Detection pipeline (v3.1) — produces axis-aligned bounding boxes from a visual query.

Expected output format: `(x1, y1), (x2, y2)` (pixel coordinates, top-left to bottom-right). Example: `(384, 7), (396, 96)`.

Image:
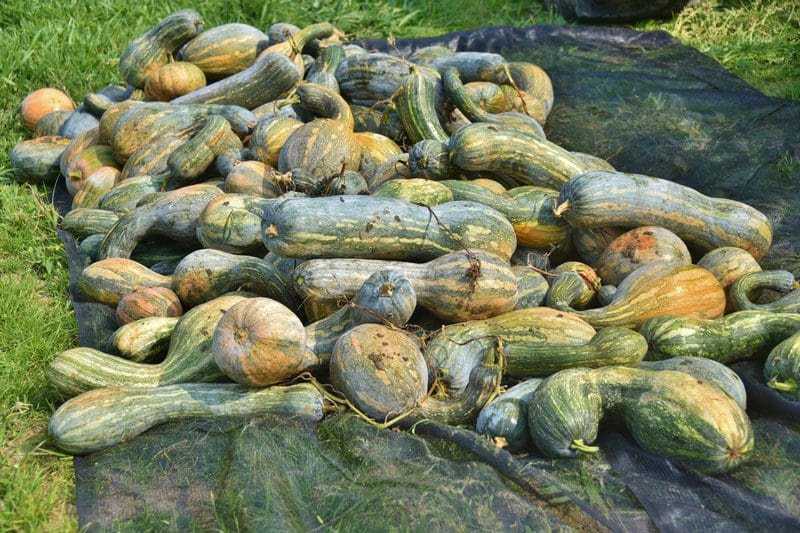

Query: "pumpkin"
(144, 61), (207, 101)
(116, 286), (183, 324)
(597, 226), (692, 286)
(20, 88), (75, 130)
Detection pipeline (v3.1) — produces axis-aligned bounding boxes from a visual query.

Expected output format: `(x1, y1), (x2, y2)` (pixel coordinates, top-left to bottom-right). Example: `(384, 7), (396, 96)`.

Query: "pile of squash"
(12, 10), (800, 476)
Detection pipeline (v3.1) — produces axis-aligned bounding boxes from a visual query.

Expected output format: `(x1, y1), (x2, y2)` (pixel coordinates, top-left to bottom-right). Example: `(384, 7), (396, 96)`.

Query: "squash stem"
(570, 439), (599, 454)
(768, 378), (798, 393)
(553, 199), (571, 217)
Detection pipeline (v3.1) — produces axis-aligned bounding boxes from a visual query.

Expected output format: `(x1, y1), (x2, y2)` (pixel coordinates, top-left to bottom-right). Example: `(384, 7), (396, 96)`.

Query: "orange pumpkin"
(20, 88), (75, 130)
(144, 61), (206, 101)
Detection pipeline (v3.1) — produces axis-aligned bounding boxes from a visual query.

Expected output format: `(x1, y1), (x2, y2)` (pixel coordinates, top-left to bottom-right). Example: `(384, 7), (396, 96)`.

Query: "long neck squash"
(196, 193), (272, 254)
(475, 378), (544, 451)
(292, 249), (518, 323)
(639, 310), (800, 364)
(763, 331), (800, 401)
(730, 270), (800, 313)
(546, 262), (725, 329)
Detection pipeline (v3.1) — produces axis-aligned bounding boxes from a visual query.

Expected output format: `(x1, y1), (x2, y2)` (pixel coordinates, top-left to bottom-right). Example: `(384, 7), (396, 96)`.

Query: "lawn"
(1, 0), (798, 529)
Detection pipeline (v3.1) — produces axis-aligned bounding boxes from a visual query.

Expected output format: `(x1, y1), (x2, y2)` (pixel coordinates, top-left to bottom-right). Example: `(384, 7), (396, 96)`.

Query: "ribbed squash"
(730, 270), (800, 313)
(179, 23), (267, 78)
(71, 167), (121, 209)
(464, 81), (512, 114)
(278, 119), (361, 178)
(60, 208), (119, 239)
(65, 145), (118, 195)
(373, 179), (453, 206)
(639, 357), (747, 410)
(98, 174), (168, 214)
(496, 62), (554, 124)
(110, 316), (178, 363)
(763, 332), (800, 401)
(355, 131), (404, 179)
(249, 115), (303, 168)
(697, 247), (762, 290)
(597, 226), (691, 286)
(368, 154), (412, 190)
(144, 61), (206, 101)
(547, 262), (725, 329)
(77, 258), (171, 306)
(476, 378), (543, 451)
(512, 266), (549, 309)
(335, 53), (414, 103)
(116, 286), (183, 324)
(20, 88), (75, 130)
(196, 193), (269, 253)
(396, 71), (449, 143)
(168, 115), (241, 184)
(10, 136), (71, 185)
(547, 262), (600, 310)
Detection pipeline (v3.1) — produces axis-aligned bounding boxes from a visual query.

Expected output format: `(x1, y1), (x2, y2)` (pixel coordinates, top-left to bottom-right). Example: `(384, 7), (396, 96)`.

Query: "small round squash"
(116, 286), (183, 324)
(72, 167), (122, 209)
(550, 261), (601, 310)
(64, 145), (118, 196)
(20, 88), (75, 130)
(330, 323), (428, 421)
(598, 226), (692, 286)
(212, 297), (311, 386)
(144, 61), (207, 101)
(10, 136), (71, 185)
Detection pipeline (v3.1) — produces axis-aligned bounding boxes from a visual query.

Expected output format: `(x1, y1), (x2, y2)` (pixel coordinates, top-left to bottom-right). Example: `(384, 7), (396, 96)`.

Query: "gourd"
(119, 9), (204, 88)
(547, 262), (725, 329)
(179, 23), (268, 78)
(33, 110), (73, 137)
(172, 52), (301, 109)
(212, 298), (313, 386)
(171, 249), (300, 310)
(60, 208), (119, 239)
(730, 271), (800, 313)
(278, 119), (361, 178)
(46, 294), (249, 398)
(597, 226), (691, 286)
(396, 70), (449, 143)
(120, 128), (200, 181)
(463, 81), (510, 114)
(263, 196), (516, 261)
(64, 145), (118, 195)
(249, 115), (303, 167)
(60, 127), (99, 179)
(257, 22), (337, 72)
(292, 249), (518, 323)
(555, 171), (773, 260)
(225, 161), (283, 198)
(639, 357), (747, 410)
(476, 378), (543, 451)
(547, 261), (600, 310)
(49, 383), (323, 455)
(763, 332), (800, 400)
(110, 316), (178, 363)
(77, 259), (171, 306)
(426, 307), (597, 392)
(355, 132), (404, 179)
(71, 167), (121, 209)
(144, 61), (206, 101)
(10, 136), (71, 185)
(448, 122), (592, 189)
(528, 366), (753, 474)
(406, 139), (463, 181)
(512, 266), (549, 309)
(196, 193), (269, 253)
(98, 101), (140, 144)
(115, 286), (183, 324)
(98, 174), (169, 214)
(98, 183), (222, 259)
(335, 53), (414, 103)
(351, 104), (406, 144)
(697, 247), (762, 312)
(82, 85), (130, 116)
(641, 310), (800, 364)
(295, 82), (354, 130)
(20, 88), (75, 130)
(426, 51), (507, 82)
(496, 61), (554, 123)
(373, 179), (453, 206)
(167, 115), (241, 184)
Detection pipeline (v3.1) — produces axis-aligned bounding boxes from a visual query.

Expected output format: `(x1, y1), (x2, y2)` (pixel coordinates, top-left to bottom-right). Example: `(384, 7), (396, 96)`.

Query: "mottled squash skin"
(179, 23), (267, 78)
(116, 286), (183, 324)
(729, 270), (800, 313)
(278, 119), (361, 179)
(764, 332), (800, 401)
(212, 298), (313, 386)
(10, 136), (71, 185)
(597, 226), (691, 286)
(697, 247), (762, 312)
(145, 61), (206, 101)
(330, 324), (428, 421)
(77, 258), (171, 306)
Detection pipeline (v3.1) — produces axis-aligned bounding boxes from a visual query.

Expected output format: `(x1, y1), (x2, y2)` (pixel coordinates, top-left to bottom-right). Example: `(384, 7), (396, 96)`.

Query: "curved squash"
(179, 23), (267, 78)
(763, 331), (800, 401)
(639, 357), (747, 410)
(10, 136), (71, 185)
(77, 258), (171, 306)
(730, 270), (800, 313)
(597, 226), (691, 286)
(110, 316), (178, 363)
(116, 286), (182, 324)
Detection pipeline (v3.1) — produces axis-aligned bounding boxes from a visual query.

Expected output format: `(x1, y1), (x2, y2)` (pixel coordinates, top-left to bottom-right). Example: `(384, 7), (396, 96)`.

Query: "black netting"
(61, 25), (800, 530)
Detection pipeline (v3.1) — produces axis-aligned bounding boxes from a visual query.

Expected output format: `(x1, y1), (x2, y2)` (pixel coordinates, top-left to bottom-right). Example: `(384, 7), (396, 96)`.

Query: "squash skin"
(99, 184), (222, 259)
(368, 153), (411, 190)
(145, 61), (206, 101)
(292, 249), (518, 323)
(50, 383), (323, 455)
(110, 316), (178, 363)
(116, 286), (183, 324)
(330, 324), (428, 421)
(296, 83), (354, 130)
(548, 262), (600, 310)
(373, 179), (453, 206)
(263, 196), (516, 261)
(249, 115), (303, 168)
(407, 139), (463, 181)
(547, 262), (725, 329)
(212, 298), (311, 386)
(639, 357), (747, 410)
(463, 81), (511, 114)
(335, 53), (413, 103)
(196, 193), (270, 253)
(278, 119), (361, 178)
(730, 270), (800, 313)
(98, 174), (168, 214)
(556, 171), (773, 260)
(476, 378), (543, 451)
(121, 127), (200, 181)
(179, 23), (267, 77)
(355, 132), (404, 179)
(512, 266), (549, 309)
(597, 226), (691, 286)
(120, 10), (204, 88)
(47, 294), (250, 399)
(351, 104), (406, 145)
(61, 208), (119, 239)
(763, 331), (800, 401)
(396, 71), (449, 143)
(72, 167), (122, 209)
(697, 246), (762, 312)
(33, 110), (73, 138)
(20, 88), (75, 130)
(641, 310), (800, 364)
(60, 127), (99, 178)
(10, 136), (71, 185)
(496, 62), (554, 124)
(65, 145), (118, 195)
(426, 307), (597, 392)
(77, 259), (171, 306)
(98, 101), (140, 144)
(168, 115), (241, 184)
(172, 52), (301, 108)
(449, 122), (591, 189)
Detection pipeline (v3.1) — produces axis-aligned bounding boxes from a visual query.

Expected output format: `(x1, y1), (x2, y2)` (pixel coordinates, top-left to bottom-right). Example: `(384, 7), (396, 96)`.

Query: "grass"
(0, 0), (797, 529)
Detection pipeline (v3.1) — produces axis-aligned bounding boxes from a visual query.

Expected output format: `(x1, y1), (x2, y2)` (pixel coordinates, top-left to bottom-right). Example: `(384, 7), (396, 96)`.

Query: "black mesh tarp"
(60, 25), (800, 531)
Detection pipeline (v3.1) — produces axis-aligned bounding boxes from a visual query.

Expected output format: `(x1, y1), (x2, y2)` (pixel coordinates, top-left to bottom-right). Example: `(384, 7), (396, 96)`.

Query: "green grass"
(0, 0), (797, 529)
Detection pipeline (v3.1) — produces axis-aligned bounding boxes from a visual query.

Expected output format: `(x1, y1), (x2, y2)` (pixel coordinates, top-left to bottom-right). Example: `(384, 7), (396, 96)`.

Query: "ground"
(0, 0), (797, 529)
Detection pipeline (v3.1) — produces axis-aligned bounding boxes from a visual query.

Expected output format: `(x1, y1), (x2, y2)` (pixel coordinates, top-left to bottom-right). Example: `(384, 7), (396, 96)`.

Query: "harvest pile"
(11, 10), (800, 477)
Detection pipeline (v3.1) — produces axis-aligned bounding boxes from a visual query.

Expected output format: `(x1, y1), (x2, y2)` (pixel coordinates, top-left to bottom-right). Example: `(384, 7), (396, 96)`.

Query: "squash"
(196, 193), (269, 253)
(528, 366), (753, 474)
(33, 110), (73, 138)
(355, 132), (404, 179)
(476, 378), (543, 451)
(512, 266), (549, 309)
(60, 208), (119, 239)
(77, 258), (171, 306)
(327, 171), (368, 196)
(98, 101), (141, 144)
(9, 136), (71, 185)
(65, 145), (118, 195)
(20, 88), (75, 130)
(730, 270), (800, 313)
(120, 9), (204, 88)
(278, 119), (361, 178)
(697, 247), (762, 312)
(550, 262), (601, 308)
(212, 298), (312, 387)
(257, 22), (336, 73)
(763, 331), (800, 400)
(496, 62), (554, 124)
(98, 174), (169, 214)
(641, 310), (800, 364)
(58, 107), (99, 139)
(293, 249), (518, 323)
(249, 115), (303, 168)
(368, 154), (412, 190)
(639, 357), (747, 410)
(172, 52), (301, 108)
(46, 293), (249, 398)
(120, 128), (201, 181)
(295, 82), (354, 130)
(597, 226), (691, 286)
(306, 270), (417, 365)
(71, 167), (121, 209)
(373, 179), (453, 206)
(116, 286), (183, 324)
(215, 146), (252, 176)
(50, 383), (323, 455)
(82, 85), (131, 117)
(263, 196), (516, 261)
(351, 104), (406, 144)
(98, 183), (222, 259)
(555, 170), (773, 260)
(547, 262), (725, 329)
(167, 115), (241, 184)
(464, 81), (512, 114)
(144, 61), (206, 101)
(171, 249), (300, 310)
(335, 53), (414, 103)
(427, 51), (507, 82)
(306, 45), (345, 91)
(110, 316), (178, 363)
(330, 324), (428, 421)
(407, 139), (463, 181)
(179, 23), (267, 78)
(448, 122), (591, 189)
(396, 70), (449, 143)
(426, 307), (596, 392)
